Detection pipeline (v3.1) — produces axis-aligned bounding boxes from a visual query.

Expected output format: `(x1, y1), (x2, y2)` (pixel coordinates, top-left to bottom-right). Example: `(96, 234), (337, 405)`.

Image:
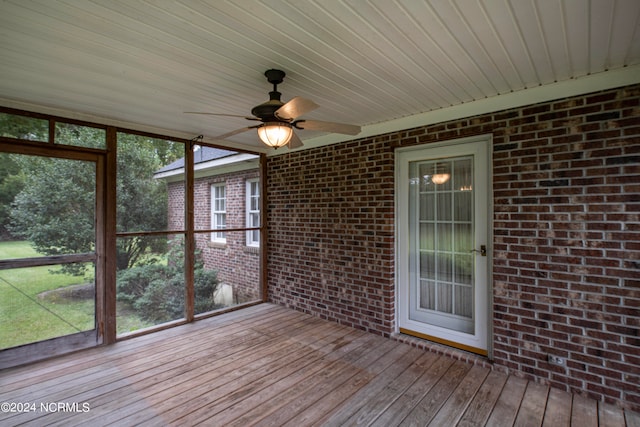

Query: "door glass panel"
(409, 155), (475, 333)
(419, 280), (435, 310)
(419, 252), (435, 280)
(455, 254), (473, 285)
(436, 254), (453, 282)
(437, 223), (453, 252)
(455, 285), (473, 317)
(419, 193), (434, 221)
(454, 158), (473, 190)
(437, 282), (453, 313)
(437, 192), (452, 220)
(454, 223), (472, 252)
(419, 223), (434, 251)
(454, 192), (472, 221)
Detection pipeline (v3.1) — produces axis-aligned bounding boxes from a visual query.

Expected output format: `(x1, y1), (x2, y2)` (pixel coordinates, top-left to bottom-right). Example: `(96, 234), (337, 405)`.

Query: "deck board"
(600, 402), (627, 427)
(398, 360), (472, 425)
(0, 303), (638, 426)
(486, 375), (530, 427)
(427, 364), (490, 426)
(572, 394), (600, 427)
(458, 369), (509, 426)
(542, 387), (572, 427)
(369, 355), (455, 427)
(323, 350), (440, 426)
(514, 381), (550, 427)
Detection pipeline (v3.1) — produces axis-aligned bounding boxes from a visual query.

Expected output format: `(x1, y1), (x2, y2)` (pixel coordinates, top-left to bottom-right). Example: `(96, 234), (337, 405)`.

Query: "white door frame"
(395, 134), (492, 356)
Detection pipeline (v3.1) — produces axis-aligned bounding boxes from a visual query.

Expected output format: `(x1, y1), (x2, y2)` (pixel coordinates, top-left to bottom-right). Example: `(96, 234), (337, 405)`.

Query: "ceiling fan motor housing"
(251, 92), (285, 121)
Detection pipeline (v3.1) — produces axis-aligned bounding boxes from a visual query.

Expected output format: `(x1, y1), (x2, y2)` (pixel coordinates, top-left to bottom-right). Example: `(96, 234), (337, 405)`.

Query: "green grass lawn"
(0, 240), (94, 348)
(0, 239), (43, 259)
(0, 241), (151, 349)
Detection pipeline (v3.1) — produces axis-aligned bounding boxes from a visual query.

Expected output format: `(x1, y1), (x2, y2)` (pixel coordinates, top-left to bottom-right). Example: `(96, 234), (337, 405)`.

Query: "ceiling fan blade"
(215, 126), (258, 140)
(275, 97), (319, 121)
(185, 112), (260, 121)
(287, 131), (303, 149)
(294, 119), (361, 135)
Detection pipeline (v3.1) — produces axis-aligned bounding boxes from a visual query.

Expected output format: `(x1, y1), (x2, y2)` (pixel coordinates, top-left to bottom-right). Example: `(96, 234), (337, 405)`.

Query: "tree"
(0, 154), (25, 238)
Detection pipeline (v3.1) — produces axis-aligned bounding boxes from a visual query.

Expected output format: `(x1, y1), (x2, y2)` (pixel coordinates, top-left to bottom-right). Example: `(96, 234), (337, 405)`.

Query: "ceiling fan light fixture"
(257, 122), (293, 148)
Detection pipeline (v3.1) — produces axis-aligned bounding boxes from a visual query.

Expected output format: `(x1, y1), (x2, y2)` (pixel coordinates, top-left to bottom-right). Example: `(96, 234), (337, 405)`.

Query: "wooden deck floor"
(1, 303), (638, 426)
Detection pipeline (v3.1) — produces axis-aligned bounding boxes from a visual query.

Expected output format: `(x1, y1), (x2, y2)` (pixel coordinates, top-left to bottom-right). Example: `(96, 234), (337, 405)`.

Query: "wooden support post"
(103, 127), (118, 344)
(260, 153), (268, 302)
(184, 139), (195, 322)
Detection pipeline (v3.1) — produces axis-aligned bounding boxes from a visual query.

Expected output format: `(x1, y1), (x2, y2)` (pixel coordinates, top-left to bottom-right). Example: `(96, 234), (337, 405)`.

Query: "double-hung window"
(211, 183), (226, 243)
(246, 179), (260, 247)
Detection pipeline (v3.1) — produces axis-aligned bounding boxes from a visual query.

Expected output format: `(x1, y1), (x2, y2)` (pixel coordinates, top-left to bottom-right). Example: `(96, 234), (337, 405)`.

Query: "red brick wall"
(167, 181), (185, 232)
(267, 84), (640, 410)
(267, 140), (395, 333)
(168, 168), (261, 302)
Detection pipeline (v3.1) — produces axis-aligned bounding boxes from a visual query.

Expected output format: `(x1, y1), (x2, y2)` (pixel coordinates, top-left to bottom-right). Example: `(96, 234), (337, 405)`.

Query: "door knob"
(470, 245), (487, 256)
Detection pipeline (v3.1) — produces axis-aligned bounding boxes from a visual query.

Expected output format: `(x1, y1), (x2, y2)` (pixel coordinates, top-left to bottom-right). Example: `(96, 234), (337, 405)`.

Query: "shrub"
(194, 267), (220, 314)
(116, 241), (221, 323)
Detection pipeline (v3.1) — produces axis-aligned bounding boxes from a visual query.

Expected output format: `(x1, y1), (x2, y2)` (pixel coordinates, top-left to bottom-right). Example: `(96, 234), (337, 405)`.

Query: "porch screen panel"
(55, 123), (106, 150)
(194, 230), (261, 315)
(0, 112), (48, 142)
(0, 154), (97, 350)
(190, 144), (262, 315)
(115, 235), (185, 334)
(115, 133), (186, 335)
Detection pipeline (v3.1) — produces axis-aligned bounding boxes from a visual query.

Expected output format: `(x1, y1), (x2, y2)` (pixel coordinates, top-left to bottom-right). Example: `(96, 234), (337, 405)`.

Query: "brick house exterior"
(266, 83), (640, 410)
(157, 147), (261, 304)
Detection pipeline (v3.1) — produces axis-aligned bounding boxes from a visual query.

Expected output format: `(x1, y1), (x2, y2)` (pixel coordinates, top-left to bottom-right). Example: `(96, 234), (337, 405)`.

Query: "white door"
(397, 136), (490, 355)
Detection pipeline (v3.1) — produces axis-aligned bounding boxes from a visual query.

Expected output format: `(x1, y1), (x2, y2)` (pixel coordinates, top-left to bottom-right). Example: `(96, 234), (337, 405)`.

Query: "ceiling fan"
(186, 69), (361, 149)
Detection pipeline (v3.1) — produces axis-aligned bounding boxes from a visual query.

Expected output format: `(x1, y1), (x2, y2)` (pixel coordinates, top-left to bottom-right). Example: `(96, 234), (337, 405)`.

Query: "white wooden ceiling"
(1, 0), (639, 152)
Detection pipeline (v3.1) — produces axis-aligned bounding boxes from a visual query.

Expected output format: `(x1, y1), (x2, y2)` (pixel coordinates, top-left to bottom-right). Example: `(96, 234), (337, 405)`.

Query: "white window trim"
(211, 183), (226, 243)
(246, 179), (260, 247)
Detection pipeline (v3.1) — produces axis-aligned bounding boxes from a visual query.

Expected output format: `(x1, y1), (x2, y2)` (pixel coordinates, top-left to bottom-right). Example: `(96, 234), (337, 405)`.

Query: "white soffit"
(0, 0), (639, 154)
(299, 64), (640, 152)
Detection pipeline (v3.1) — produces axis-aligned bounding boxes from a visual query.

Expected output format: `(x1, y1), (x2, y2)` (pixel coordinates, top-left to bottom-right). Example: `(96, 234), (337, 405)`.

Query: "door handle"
(470, 245), (487, 256)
